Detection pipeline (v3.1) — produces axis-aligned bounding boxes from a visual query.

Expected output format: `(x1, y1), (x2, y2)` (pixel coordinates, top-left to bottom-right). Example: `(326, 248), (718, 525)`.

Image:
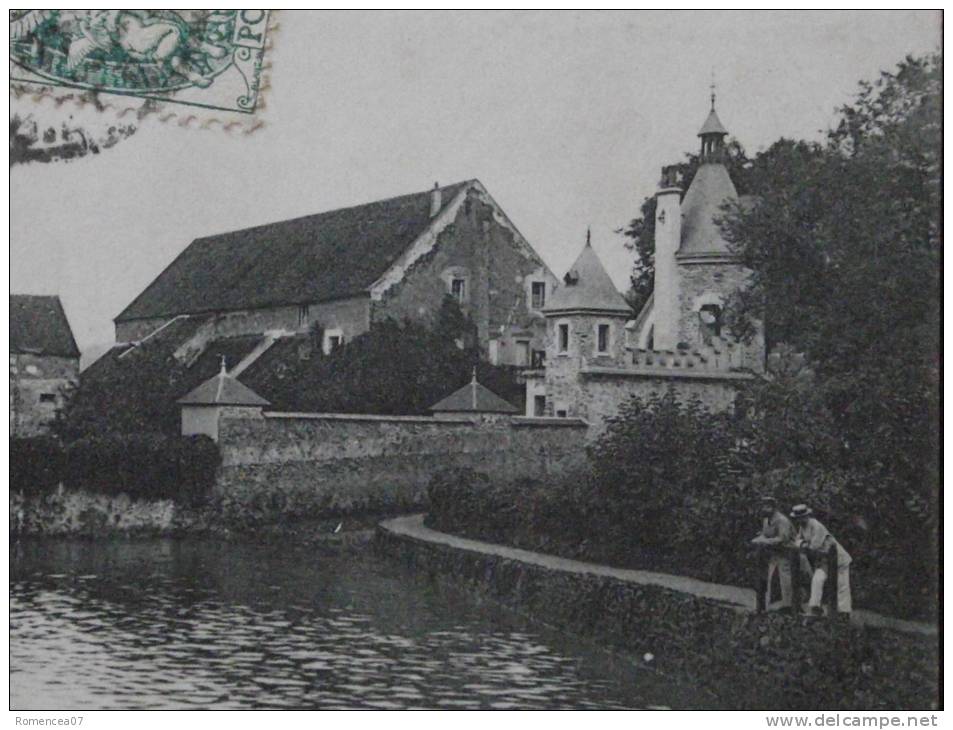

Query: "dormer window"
(531, 281), (546, 310)
(451, 278), (467, 304)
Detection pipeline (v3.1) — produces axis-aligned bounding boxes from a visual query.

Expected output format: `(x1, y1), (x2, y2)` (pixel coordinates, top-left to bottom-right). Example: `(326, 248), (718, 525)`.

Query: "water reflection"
(11, 539), (700, 709)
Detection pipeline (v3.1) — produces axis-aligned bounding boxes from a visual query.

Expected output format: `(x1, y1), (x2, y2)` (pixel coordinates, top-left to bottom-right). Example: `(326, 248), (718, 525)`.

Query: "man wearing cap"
(750, 496), (795, 609)
(790, 504), (852, 615)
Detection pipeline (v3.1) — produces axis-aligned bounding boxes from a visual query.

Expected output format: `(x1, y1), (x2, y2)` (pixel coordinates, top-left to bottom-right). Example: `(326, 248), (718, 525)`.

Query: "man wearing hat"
(790, 504), (852, 615)
(751, 495), (795, 609)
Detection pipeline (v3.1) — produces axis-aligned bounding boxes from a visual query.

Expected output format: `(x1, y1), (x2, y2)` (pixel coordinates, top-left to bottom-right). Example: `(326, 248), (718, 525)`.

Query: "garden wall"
(216, 411), (588, 516)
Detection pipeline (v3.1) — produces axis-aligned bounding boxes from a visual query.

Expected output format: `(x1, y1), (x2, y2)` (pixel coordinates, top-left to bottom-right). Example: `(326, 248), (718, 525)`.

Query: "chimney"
(653, 169), (683, 351)
(429, 182), (441, 217)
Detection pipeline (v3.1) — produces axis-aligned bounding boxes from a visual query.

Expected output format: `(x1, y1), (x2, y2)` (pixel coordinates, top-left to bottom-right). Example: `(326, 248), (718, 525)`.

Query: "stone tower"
(540, 231), (632, 417)
(637, 95), (764, 372)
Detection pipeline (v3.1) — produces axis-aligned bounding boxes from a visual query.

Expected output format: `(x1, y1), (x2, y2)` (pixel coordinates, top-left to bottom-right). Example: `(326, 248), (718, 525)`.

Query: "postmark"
(10, 10), (271, 121)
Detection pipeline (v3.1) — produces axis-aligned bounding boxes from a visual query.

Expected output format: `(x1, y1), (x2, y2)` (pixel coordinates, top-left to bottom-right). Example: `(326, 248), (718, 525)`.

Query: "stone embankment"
(377, 514), (939, 710)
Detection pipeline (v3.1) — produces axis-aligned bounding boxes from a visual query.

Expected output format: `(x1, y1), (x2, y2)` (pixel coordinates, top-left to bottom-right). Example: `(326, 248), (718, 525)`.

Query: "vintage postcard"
(8, 10), (941, 718)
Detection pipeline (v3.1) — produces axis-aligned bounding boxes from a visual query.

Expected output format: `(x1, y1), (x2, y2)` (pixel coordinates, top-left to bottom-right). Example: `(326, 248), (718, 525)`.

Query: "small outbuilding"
(177, 360), (270, 441)
(429, 370), (520, 420)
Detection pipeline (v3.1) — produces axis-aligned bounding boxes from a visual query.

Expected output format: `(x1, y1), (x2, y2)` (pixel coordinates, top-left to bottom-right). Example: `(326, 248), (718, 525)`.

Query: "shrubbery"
(10, 433), (220, 506)
(426, 387), (935, 621)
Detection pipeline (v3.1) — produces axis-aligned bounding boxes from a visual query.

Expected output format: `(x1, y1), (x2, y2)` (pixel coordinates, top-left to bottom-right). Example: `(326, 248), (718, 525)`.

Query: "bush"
(66, 433), (220, 506)
(426, 388), (936, 620)
(10, 433), (219, 506)
(10, 436), (66, 495)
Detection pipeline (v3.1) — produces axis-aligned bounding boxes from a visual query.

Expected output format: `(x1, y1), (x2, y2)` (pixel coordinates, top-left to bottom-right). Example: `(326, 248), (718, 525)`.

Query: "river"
(11, 537), (707, 710)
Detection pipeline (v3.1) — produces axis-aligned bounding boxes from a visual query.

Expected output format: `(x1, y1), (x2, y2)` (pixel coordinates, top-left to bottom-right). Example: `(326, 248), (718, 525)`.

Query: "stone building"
(115, 180), (557, 369)
(10, 294), (80, 436)
(524, 100), (764, 432)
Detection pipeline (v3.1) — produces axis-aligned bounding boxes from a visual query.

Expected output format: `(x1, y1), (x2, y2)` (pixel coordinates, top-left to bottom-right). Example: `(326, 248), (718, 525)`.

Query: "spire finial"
(586, 227), (591, 247)
(219, 354), (227, 375)
(710, 69), (716, 110)
(471, 366), (477, 383)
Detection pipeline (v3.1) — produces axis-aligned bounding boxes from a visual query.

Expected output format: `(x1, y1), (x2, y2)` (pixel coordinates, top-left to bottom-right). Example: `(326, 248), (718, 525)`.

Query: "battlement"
(627, 335), (746, 372)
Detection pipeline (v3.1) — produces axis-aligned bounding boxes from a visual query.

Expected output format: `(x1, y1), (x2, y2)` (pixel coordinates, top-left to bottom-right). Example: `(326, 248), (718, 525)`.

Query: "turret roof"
(678, 162), (739, 257)
(698, 108), (728, 136)
(430, 372), (519, 414)
(543, 237), (632, 315)
(177, 364), (270, 407)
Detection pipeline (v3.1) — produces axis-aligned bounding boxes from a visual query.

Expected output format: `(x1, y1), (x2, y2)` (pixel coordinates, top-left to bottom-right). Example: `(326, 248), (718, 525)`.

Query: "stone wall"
(678, 262), (765, 372)
(575, 370), (746, 435)
(216, 411), (587, 516)
(10, 353), (79, 436)
(371, 186), (556, 366)
(11, 486), (178, 536)
(376, 524), (939, 710)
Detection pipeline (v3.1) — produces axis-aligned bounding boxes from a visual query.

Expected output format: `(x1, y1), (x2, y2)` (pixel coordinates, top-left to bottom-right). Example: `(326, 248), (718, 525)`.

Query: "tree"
(621, 139), (751, 312)
(721, 53), (940, 613)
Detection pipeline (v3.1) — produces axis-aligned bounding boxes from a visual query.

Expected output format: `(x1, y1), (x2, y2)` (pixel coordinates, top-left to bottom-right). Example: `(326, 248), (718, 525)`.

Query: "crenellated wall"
(216, 410), (588, 516)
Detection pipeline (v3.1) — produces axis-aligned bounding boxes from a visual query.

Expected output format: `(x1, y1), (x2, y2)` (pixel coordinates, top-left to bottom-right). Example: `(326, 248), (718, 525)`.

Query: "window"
(597, 323), (610, 354)
(533, 395), (546, 417)
(39, 393), (56, 404)
(451, 278), (467, 303)
(515, 341), (530, 367)
(558, 322), (570, 354)
(531, 281), (546, 309)
(297, 304), (310, 328)
(699, 304), (723, 344)
(531, 349), (546, 369)
(322, 328), (344, 355)
(555, 408), (568, 418)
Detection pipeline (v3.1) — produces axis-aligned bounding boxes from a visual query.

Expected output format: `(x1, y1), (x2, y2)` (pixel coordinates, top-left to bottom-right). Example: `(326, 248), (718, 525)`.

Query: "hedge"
(10, 433), (220, 506)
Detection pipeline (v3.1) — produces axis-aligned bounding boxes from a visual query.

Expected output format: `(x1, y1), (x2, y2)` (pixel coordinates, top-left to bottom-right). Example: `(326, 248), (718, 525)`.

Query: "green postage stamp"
(10, 10), (271, 116)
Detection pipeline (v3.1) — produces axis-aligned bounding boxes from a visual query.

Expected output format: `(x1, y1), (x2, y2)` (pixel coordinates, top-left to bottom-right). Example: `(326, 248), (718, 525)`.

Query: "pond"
(11, 537), (708, 709)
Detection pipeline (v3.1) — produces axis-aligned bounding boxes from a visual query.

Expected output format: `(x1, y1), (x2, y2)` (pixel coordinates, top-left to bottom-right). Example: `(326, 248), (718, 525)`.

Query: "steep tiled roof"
(10, 294), (80, 358)
(116, 181), (473, 322)
(543, 241), (632, 315)
(177, 368), (270, 407)
(678, 162), (739, 257)
(430, 375), (519, 414)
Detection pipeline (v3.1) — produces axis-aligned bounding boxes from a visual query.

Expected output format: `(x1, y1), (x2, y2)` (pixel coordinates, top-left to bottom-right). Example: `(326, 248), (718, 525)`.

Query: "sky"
(10, 10), (941, 355)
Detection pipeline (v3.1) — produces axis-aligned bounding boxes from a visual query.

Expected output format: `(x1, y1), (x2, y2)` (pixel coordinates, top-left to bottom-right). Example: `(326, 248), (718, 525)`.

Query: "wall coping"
(246, 411), (589, 428)
(580, 366), (754, 382)
(511, 416), (588, 428)
(261, 411), (474, 425)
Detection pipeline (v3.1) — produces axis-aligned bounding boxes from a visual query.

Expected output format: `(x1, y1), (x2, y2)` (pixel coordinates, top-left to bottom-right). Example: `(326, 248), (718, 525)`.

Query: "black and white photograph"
(8, 9), (941, 717)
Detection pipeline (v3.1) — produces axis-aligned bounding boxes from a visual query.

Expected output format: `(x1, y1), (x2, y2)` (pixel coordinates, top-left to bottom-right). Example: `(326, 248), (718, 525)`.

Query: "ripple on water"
(10, 541), (706, 710)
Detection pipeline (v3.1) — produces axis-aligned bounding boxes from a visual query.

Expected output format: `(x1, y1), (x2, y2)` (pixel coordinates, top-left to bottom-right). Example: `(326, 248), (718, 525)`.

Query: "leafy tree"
(721, 53), (940, 612)
(621, 139), (751, 312)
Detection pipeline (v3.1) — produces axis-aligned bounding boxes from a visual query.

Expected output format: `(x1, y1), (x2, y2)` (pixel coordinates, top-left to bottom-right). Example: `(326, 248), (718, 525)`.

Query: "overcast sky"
(10, 10), (940, 353)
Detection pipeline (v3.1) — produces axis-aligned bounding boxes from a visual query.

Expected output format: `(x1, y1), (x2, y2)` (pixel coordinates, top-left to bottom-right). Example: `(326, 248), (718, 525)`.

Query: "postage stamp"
(9, 10), (271, 118)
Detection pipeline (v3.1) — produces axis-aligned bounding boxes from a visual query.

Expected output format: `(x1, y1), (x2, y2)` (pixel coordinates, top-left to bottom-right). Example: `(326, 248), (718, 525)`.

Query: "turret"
(653, 166), (683, 351)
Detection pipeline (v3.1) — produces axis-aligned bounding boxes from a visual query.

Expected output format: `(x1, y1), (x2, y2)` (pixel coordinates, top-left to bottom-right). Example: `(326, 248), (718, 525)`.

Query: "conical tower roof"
(430, 370), (519, 414)
(178, 362), (270, 407)
(678, 162), (739, 257)
(543, 234), (632, 315)
(698, 108), (728, 136)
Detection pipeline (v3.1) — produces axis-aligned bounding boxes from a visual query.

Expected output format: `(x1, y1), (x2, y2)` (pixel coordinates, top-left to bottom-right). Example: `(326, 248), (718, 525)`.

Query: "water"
(11, 538), (705, 710)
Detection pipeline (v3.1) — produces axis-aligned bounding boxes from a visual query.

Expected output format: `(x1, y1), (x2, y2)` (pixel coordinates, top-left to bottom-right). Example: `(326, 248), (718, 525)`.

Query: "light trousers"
(766, 555), (793, 608)
(808, 564), (852, 613)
